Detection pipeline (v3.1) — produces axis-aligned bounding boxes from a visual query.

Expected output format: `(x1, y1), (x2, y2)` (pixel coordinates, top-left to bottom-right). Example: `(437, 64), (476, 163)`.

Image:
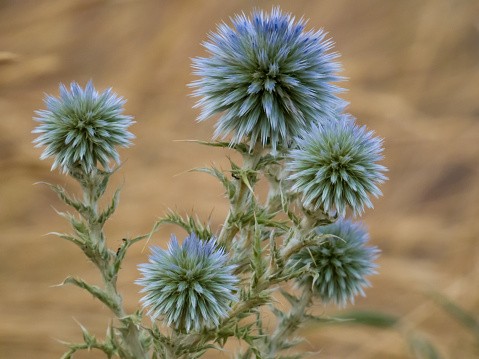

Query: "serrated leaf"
(57, 276), (120, 313)
(257, 154), (284, 170)
(38, 182), (89, 216)
(129, 234), (149, 245)
(97, 185), (122, 225)
(229, 158), (259, 195)
(185, 139), (249, 153)
(48, 232), (84, 247)
(151, 210), (214, 242)
(77, 321), (97, 348)
(251, 215), (266, 290)
(281, 233), (331, 261)
(192, 166), (236, 200)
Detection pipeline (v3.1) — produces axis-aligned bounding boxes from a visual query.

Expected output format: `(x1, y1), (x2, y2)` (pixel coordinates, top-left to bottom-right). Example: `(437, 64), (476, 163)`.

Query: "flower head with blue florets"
(33, 80), (134, 174)
(191, 7), (345, 151)
(136, 234), (238, 333)
(291, 218), (379, 307)
(288, 114), (387, 216)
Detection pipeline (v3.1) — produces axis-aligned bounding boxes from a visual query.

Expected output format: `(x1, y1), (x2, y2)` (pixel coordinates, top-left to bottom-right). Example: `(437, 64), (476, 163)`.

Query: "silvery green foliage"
(136, 234), (238, 333)
(190, 7), (344, 151)
(33, 80), (134, 174)
(288, 115), (387, 216)
(291, 218), (379, 307)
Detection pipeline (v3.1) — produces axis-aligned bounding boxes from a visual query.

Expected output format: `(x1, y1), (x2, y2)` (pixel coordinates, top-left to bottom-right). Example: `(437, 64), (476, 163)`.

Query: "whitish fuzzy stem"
(218, 144), (263, 250)
(266, 290), (313, 357)
(80, 170), (149, 359)
(264, 163), (291, 214)
(164, 331), (189, 359)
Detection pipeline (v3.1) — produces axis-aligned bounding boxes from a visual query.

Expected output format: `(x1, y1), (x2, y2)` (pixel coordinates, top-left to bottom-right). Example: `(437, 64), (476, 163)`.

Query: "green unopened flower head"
(288, 115), (387, 216)
(291, 218), (379, 307)
(136, 234), (238, 332)
(33, 80), (134, 174)
(190, 7), (345, 151)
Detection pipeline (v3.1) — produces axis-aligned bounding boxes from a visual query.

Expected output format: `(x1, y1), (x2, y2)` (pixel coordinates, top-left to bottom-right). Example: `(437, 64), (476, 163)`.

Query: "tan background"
(1, 0), (479, 358)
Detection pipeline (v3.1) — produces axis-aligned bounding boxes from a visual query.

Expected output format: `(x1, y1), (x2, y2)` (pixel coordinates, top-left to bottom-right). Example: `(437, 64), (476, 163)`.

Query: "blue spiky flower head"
(291, 218), (379, 307)
(33, 81), (134, 174)
(136, 234), (238, 332)
(288, 114), (387, 216)
(190, 7), (345, 151)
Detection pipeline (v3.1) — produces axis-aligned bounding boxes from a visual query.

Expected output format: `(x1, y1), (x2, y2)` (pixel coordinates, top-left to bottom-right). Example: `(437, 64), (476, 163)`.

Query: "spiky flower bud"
(190, 7), (344, 151)
(288, 115), (387, 216)
(33, 80), (134, 174)
(291, 218), (379, 307)
(136, 234), (238, 332)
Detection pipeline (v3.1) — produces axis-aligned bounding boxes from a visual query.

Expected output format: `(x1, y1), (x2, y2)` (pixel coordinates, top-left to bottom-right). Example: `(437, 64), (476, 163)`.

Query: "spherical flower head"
(136, 234), (238, 333)
(288, 115), (387, 216)
(33, 80), (135, 174)
(291, 218), (379, 307)
(190, 7), (345, 151)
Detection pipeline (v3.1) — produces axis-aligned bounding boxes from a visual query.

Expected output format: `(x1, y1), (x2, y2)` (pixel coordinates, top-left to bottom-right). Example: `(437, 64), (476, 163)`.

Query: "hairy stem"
(81, 171), (149, 359)
(218, 145), (263, 250)
(266, 290), (313, 357)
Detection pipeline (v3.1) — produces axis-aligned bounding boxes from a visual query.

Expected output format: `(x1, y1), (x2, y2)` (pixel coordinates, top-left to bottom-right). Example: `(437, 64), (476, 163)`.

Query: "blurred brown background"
(1, 0), (479, 358)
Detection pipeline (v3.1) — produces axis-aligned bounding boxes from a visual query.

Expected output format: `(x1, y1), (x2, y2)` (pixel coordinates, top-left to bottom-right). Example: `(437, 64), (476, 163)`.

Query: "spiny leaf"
(257, 153), (284, 170)
(56, 276), (121, 314)
(54, 209), (89, 238)
(235, 206), (288, 232)
(75, 319), (97, 348)
(281, 233), (331, 261)
(129, 234), (149, 245)
(38, 182), (90, 216)
(97, 185), (122, 225)
(48, 232), (84, 247)
(251, 216), (267, 287)
(151, 210), (213, 242)
(96, 167), (117, 198)
(185, 139), (250, 154)
(268, 230), (285, 277)
(192, 165), (236, 200)
(229, 158), (259, 194)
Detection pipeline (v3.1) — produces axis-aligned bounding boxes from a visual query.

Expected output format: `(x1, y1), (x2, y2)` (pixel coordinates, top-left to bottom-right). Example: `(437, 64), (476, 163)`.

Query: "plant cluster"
(33, 7), (387, 359)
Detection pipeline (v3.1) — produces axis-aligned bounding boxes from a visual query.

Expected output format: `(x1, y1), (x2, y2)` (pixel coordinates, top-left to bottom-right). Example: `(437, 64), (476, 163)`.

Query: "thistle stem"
(81, 171), (149, 359)
(266, 290), (313, 357)
(218, 145), (263, 250)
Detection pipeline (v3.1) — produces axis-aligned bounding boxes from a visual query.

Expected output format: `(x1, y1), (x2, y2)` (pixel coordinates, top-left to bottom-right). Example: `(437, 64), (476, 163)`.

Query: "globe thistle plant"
(288, 115), (387, 216)
(136, 234), (238, 333)
(190, 7), (345, 151)
(33, 80), (134, 174)
(291, 218), (379, 307)
(33, 7), (392, 358)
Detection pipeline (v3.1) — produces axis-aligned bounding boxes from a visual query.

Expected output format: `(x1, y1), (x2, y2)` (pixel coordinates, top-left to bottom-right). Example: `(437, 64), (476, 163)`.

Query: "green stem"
(218, 145), (263, 250)
(81, 171), (149, 359)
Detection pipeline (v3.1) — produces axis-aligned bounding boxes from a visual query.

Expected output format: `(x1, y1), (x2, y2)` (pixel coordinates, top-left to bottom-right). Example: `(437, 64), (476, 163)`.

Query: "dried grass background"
(1, 0), (479, 358)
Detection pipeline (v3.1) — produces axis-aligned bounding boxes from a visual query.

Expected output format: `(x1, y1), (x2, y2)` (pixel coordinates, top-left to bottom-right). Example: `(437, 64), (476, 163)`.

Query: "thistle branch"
(62, 169), (149, 359)
(218, 144), (264, 250)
